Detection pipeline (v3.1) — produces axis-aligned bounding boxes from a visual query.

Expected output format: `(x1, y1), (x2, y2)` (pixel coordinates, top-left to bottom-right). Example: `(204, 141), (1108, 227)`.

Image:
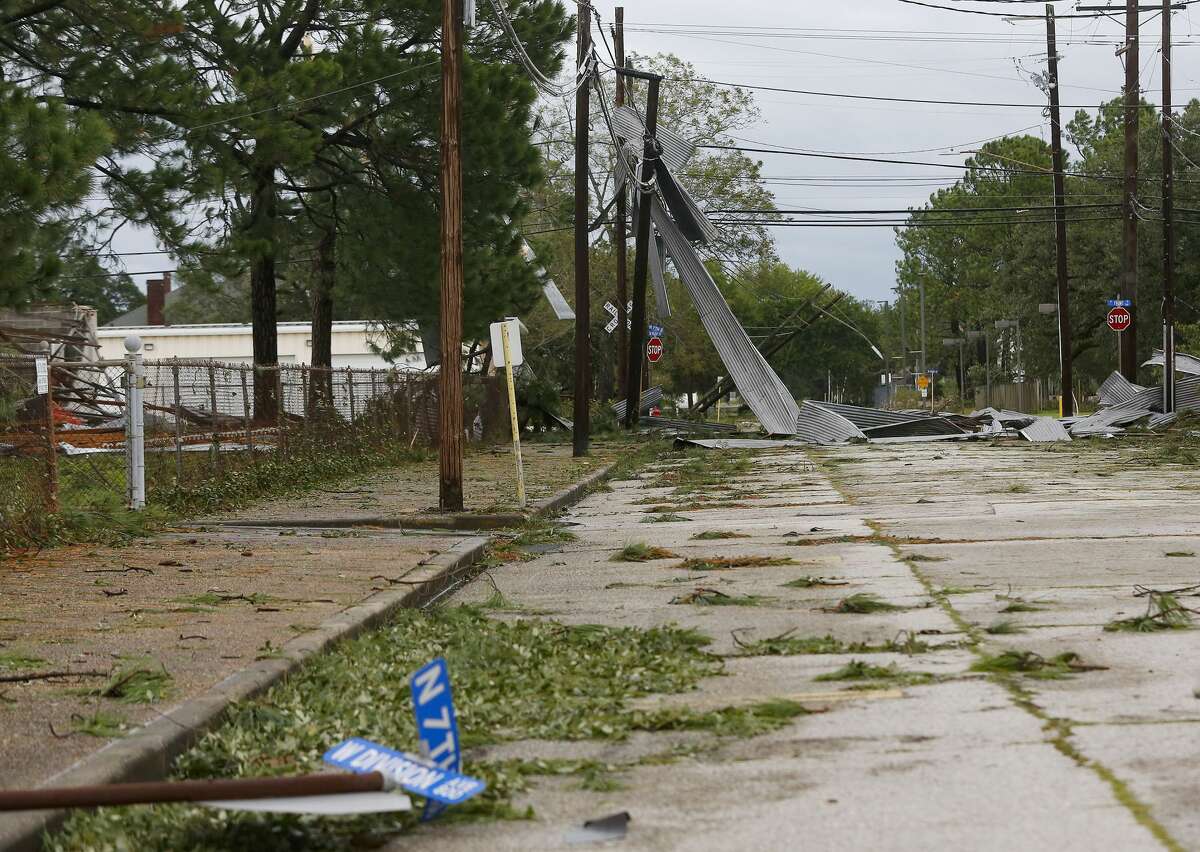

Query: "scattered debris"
(970, 650), (1105, 679)
(566, 811), (631, 845)
(669, 587), (766, 606)
(692, 530), (750, 540)
(672, 555), (794, 572)
(1105, 590), (1195, 633)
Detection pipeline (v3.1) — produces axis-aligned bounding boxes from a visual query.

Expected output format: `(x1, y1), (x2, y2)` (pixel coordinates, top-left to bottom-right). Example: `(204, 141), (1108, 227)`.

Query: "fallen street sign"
(411, 657), (462, 820)
(322, 738), (484, 806)
(646, 336), (664, 363)
(1107, 306), (1132, 333)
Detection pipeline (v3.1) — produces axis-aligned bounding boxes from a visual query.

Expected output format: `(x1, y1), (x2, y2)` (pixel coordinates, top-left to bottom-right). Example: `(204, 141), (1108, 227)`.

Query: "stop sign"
(1107, 306), (1132, 333)
(646, 336), (664, 363)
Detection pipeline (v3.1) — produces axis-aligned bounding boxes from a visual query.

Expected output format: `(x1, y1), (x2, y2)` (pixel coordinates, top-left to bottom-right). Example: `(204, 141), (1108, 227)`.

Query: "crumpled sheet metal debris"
(862, 417), (965, 439)
(1097, 371), (1145, 407)
(641, 416), (737, 434)
(794, 400), (866, 444)
(816, 401), (933, 430)
(612, 105), (695, 170)
(674, 437), (809, 450)
(651, 196), (800, 435)
(1143, 349), (1200, 376)
(1019, 416), (1072, 443)
(611, 386), (664, 421)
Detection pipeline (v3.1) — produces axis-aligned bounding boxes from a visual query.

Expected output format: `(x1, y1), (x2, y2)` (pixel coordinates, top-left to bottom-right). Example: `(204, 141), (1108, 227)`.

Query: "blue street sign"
(322, 738), (485, 805)
(410, 657), (462, 820)
(647, 323), (664, 338)
(1107, 299), (1132, 308)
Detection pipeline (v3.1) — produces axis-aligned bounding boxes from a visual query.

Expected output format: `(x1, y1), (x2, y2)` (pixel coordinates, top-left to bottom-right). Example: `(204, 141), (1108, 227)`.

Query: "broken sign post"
(490, 318), (526, 508)
(411, 656), (463, 820)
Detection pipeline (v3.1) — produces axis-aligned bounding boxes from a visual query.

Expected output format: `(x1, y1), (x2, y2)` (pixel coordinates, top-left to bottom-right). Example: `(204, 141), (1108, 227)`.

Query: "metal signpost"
(490, 318), (526, 509)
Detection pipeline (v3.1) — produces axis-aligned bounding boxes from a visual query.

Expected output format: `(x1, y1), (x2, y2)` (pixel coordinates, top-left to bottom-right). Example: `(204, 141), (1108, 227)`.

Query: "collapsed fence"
(1, 353), (515, 549)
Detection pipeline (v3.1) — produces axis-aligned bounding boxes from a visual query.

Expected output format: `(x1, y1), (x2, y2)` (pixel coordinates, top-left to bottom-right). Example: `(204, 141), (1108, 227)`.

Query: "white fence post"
(124, 336), (146, 510)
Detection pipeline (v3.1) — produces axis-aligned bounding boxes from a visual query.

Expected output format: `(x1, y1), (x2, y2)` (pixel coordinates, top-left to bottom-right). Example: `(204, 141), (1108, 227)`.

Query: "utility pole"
(438, 0), (464, 511)
(622, 68), (661, 429)
(1163, 0), (1177, 412)
(918, 280), (927, 377)
(897, 289), (908, 381)
(613, 7), (628, 399)
(1120, 0), (1140, 380)
(1046, 5), (1075, 417)
(572, 1), (592, 456)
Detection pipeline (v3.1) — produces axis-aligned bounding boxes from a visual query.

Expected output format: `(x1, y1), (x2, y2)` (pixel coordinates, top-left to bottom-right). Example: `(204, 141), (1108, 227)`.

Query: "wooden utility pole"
(1163, 0), (1177, 412)
(572, 1), (592, 456)
(438, 0), (465, 511)
(622, 69), (661, 429)
(1046, 5), (1075, 417)
(1120, 0), (1140, 380)
(613, 7), (629, 399)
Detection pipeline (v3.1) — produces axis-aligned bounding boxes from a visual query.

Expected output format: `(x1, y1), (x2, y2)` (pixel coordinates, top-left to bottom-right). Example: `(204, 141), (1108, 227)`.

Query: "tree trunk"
(250, 164), (279, 421)
(309, 216), (335, 413)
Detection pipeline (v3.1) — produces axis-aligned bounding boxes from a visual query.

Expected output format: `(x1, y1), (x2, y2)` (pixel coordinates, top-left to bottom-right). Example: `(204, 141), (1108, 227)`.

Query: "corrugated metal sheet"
(640, 416), (737, 433)
(649, 233), (671, 319)
(541, 281), (575, 320)
(794, 400), (866, 444)
(1113, 385), (1162, 412)
(1174, 376), (1200, 413)
(1068, 407), (1150, 436)
(1019, 417), (1072, 443)
(816, 402), (931, 429)
(1097, 371), (1143, 406)
(611, 106), (695, 172)
(1143, 349), (1200, 376)
(1149, 411), (1178, 429)
(651, 196), (800, 435)
(862, 417), (966, 438)
(674, 438), (808, 450)
(611, 386), (664, 420)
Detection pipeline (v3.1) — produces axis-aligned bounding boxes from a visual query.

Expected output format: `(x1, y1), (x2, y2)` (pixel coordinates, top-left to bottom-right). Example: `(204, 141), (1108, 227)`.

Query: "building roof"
(105, 285), (187, 327)
(94, 320), (405, 339)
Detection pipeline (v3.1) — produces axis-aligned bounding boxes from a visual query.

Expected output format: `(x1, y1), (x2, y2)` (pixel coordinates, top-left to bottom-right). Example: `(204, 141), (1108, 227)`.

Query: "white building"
(95, 321), (426, 370)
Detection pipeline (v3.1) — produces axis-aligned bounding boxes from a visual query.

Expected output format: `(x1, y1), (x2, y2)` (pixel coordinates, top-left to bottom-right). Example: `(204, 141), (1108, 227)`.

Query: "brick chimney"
(146, 278), (166, 325)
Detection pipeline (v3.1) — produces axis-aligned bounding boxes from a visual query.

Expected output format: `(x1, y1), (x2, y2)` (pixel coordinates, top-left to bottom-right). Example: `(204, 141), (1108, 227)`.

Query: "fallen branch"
(0, 669), (107, 684)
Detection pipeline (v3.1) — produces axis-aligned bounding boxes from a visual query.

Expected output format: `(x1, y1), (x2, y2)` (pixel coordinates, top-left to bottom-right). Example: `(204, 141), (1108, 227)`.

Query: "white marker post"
(490, 319), (526, 508)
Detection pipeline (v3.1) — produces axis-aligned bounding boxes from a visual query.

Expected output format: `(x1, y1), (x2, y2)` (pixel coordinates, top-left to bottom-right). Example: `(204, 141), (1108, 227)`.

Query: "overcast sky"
(106, 1), (1200, 306)
(589, 0), (1200, 303)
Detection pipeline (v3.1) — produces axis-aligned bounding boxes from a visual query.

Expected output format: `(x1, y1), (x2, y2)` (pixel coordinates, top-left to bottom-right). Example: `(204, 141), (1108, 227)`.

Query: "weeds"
(970, 650), (1104, 680)
(612, 542), (679, 562)
(1104, 591), (1194, 633)
(813, 659), (934, 687)
(823, 593), (902, 614)
(94, 660), (173, 704)
(632, 699), (809, 737)
(905, 553), (947, 562)
(733, 629), (930, 656)
(68, 711), (128, 738)
(692, 530), (750, 541)
(0, 651), (46, 670)
(641, 513), (690, 524)
(984, 620), (1025, 635)
(780, 576), (848, 589)
(669, 587), (768, 607)
(672, 555), (794, 572)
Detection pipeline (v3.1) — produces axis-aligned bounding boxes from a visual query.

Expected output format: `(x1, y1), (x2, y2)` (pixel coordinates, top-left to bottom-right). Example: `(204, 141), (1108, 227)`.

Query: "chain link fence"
(0, 354), (517, 546)
(0, 355), (55, 548)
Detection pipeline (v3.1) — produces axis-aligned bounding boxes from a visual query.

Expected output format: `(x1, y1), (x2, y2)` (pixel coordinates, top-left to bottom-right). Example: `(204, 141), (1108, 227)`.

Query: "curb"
(0, 461), (615, 852)
(212, 462), (616, 532)
(0, 538), (488, 852)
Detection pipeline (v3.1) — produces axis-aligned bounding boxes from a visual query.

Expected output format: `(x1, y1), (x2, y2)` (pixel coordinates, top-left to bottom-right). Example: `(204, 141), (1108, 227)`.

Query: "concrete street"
(404, 441), (1200, 851)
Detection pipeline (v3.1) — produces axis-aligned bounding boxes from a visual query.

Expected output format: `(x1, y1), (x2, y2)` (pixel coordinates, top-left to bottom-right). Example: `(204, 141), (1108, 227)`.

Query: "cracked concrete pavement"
(401, 440), (1198, 851)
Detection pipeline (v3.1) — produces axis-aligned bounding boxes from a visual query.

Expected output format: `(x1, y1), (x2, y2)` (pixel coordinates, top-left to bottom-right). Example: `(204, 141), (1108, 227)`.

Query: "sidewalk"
(395, 441), (1195, 851)
(0, 442), (613, 795)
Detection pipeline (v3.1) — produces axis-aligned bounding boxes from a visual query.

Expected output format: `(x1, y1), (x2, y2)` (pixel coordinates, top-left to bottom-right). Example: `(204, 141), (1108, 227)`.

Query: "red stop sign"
(1107, 306), (1132, 333)
(646, 336), (664, 363)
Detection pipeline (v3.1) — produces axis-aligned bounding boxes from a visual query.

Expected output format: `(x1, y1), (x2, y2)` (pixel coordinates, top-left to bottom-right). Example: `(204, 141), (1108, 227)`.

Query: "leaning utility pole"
(1162, 0), (1177, 412)
(1120, 0), (1140, 380)
(572, 1), (591, 456)
(613, 7), (629, 399)
(1046, 5), (1075, 417)
(622, 68), (662, 429)
(438, 0), (465, 511)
